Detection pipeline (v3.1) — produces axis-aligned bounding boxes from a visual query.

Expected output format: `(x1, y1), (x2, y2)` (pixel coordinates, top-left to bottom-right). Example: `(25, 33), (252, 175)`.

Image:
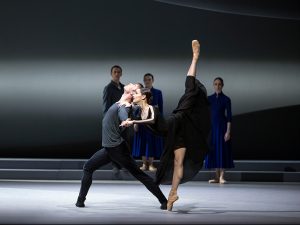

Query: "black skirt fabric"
(155, 76), (211, 185)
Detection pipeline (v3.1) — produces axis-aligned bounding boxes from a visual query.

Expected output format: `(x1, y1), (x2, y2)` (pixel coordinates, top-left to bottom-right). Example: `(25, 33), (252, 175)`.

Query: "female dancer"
(205, 77), (234, 184)
(121, 40), (210, 211)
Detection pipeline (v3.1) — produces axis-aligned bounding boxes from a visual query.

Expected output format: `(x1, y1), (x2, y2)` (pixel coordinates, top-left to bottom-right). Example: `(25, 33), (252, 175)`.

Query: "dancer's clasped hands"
(120, 119), (134, 127)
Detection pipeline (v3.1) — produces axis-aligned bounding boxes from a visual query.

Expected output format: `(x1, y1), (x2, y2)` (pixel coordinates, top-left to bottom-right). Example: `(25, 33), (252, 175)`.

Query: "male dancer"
(75, 83), (167, 209)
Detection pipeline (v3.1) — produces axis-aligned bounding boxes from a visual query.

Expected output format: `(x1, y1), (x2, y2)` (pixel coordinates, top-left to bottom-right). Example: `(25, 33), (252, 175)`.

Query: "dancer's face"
(124, 83), (137, 93)
(143, 75), (153, 89)
(213, 79), (223, 94)
(124, 83), (138, 102)
(111, 67), (122, 82)
(132, 88), (145, 104)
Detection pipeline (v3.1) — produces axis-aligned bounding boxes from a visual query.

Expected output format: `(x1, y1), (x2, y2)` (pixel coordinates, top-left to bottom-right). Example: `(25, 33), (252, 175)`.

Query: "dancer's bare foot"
(219, 178), (227, 184)
(208, 178), (219, 183)
(192, 40), (200, 60)
(139, 163), (148, 171)
(149, 164), (157, 172)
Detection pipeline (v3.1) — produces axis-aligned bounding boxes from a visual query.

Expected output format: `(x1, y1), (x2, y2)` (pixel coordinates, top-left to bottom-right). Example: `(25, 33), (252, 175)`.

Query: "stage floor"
(0, 180), (300, 224)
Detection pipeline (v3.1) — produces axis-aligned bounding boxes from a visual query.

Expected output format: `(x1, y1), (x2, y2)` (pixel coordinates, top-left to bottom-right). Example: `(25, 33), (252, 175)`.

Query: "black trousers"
(78, 141), (167, 204)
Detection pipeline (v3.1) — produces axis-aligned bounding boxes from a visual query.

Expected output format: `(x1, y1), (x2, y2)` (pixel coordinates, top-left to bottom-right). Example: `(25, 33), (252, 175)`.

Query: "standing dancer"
(132, 73), (164, 171)
(103, 65), (125, 176)
(205, 77), (234, 184)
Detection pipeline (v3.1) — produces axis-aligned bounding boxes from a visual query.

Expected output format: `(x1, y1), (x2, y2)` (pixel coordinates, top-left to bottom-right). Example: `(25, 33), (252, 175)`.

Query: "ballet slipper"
(167, 190), (179, 211)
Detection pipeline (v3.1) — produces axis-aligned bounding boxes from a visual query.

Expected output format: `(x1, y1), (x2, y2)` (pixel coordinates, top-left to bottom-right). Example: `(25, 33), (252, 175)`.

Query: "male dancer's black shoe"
(75, 197), (86, 207)
(160, 201), (167, 210)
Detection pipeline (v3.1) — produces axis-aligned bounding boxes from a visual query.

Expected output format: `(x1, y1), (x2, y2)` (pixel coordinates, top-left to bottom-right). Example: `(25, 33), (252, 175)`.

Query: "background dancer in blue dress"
(205, 77), (234, 184)
(132, 73), (164, 171)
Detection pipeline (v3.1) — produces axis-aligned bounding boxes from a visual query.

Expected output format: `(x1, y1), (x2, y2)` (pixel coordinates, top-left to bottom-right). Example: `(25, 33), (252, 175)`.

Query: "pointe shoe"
(139, 164), (148, 171)
(167, 191), (179, 211)
(192, 40), (200, 59)
(208, 178), (219, 183)
(148, 164), (157, 172)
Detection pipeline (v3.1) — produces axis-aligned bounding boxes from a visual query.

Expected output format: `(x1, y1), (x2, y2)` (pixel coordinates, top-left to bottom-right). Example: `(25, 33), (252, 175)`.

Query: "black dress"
(154, 76), (211, 185)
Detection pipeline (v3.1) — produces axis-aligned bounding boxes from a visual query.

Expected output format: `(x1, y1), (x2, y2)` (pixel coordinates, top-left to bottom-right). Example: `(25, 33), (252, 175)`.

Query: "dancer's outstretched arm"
(187, 40), (200, 77)
(120, 105), (155, 127)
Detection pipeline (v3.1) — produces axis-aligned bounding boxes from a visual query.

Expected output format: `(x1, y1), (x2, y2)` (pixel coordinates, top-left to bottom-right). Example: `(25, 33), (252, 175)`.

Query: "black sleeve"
(103, 86), (112, 114)
(146, 106), (168, 137)
(185, 76), (196, 94)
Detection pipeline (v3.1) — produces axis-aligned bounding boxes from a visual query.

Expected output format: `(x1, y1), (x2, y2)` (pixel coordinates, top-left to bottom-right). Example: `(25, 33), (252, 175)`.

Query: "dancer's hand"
(224, 132), (231, 142)
(120, 119), (134, 127)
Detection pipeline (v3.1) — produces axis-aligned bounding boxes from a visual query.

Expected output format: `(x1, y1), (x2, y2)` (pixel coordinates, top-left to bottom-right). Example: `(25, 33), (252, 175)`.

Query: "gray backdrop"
(0, 0), (299, 158)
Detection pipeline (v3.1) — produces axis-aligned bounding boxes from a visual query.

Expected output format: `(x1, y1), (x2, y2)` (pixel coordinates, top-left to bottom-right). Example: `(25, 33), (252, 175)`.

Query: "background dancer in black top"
(103, 65), (125, 176)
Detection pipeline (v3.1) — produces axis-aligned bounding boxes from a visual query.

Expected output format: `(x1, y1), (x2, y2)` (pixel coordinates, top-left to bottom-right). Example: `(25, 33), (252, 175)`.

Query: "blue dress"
(132, 87), (164, 159)
(205, 92), (234, 169)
